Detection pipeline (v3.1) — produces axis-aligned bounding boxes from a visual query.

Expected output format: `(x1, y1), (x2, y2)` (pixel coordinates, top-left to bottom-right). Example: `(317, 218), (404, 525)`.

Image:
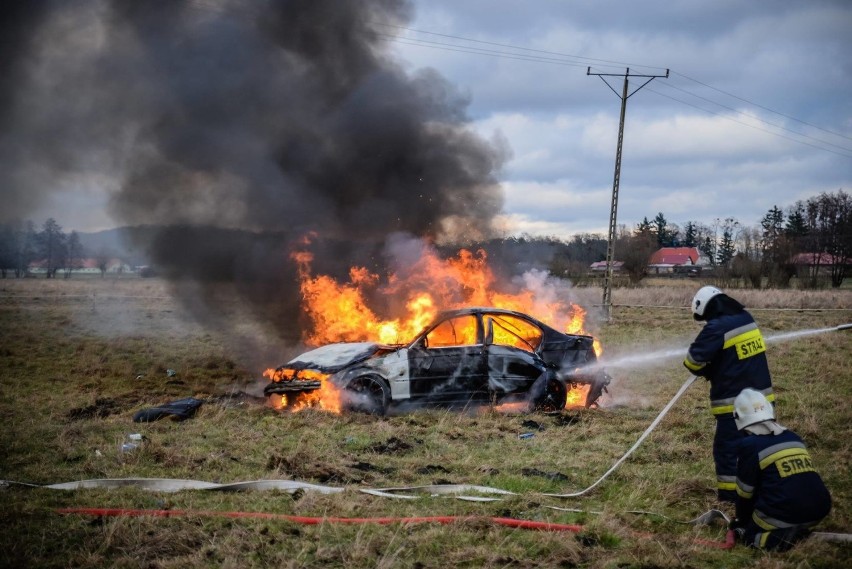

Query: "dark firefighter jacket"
(735, 430), (831, 531)
(683, 311), (773, 415)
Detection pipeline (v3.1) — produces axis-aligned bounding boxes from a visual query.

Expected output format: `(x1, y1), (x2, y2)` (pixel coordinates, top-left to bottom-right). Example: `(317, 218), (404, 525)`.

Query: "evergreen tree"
(717, 227), (736, 267)
(635, 217), (653, 237)
(683, 221), (697, 247)
(653, 212), (669, 246)
(785, 202), (808, 239)
(700, 235), (715, 266)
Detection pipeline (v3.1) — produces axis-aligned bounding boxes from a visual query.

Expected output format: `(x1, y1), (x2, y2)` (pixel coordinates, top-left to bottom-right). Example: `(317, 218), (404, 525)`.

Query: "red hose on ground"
(694, 529), (737, 550)
(56, 508), (737, 548)
(56, 508), (584, 532)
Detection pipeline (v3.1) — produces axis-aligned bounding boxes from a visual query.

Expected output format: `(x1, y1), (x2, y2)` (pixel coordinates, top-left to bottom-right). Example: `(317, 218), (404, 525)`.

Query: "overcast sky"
(14, 0), (852, 241)
(392, 0), (852, 237)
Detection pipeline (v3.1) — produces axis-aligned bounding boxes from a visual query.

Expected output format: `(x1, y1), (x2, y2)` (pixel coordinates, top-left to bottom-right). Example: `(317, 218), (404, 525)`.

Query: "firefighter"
(729, 388), (831, 551)
(683, 286), (774, 502)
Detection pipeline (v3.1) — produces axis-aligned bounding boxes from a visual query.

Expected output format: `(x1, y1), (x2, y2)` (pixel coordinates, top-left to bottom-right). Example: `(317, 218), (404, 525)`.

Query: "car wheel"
(344, 375), (390, 415)
(531, 377), (567, 413)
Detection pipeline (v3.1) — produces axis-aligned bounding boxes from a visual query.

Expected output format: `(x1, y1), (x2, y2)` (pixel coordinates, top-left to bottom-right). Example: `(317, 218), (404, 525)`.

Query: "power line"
(377, 34), (590, 68)
(587, 68), (669, 322)
(646, 87), (852, 159)
(656, 83), (852, 154)
(373, 22), (666, 73)
(380, 24), (850, 159)
(670, 71), (852, 143)
(172, 7), (852, 160)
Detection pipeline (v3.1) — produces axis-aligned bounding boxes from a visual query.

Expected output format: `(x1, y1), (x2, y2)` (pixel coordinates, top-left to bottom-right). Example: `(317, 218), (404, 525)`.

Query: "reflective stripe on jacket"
(734, 429), (831, 529)
(683, 310), (773, 414)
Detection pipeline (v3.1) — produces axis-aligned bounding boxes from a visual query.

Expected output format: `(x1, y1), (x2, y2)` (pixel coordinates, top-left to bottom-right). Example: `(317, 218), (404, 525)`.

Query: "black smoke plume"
(0, 0), (508, 357)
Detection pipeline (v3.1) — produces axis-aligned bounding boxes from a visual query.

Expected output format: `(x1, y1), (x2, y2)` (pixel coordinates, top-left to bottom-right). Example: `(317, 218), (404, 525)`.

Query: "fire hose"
(363, 374), (700, 500)
(3, 376), (700, 501)
(11, 324), (852, 549)
(55, 507), (583, 532)
(54, 507), (738, 549)
(545, 374), (698, 498)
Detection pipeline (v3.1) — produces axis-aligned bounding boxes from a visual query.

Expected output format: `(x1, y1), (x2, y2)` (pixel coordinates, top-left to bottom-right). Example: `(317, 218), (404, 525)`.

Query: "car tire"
(531, 377), (567, 413)
(344, 375), (390, 416)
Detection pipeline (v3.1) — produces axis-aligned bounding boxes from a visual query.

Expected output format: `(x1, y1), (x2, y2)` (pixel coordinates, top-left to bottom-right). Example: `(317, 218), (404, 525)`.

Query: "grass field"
(1, 277), (850, 568)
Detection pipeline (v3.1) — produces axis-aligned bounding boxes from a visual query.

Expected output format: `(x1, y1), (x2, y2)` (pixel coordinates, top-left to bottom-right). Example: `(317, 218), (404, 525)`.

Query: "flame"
(263, 367), (342, 413)
(566, 385), (589, 407)
(273, 243), (601, 412)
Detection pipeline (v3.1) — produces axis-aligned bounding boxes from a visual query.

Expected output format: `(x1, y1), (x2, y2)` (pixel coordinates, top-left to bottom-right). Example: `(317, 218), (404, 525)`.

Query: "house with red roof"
(647, 247), (707, 275)
(790, 252), (848, 267)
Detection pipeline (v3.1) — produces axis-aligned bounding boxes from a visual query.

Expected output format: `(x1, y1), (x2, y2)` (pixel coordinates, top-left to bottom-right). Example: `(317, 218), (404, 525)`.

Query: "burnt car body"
(264, 307), (610, 414)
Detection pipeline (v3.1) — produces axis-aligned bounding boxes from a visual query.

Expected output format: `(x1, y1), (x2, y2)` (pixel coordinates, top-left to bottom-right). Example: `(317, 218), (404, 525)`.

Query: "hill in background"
(77, 226), (159, 267)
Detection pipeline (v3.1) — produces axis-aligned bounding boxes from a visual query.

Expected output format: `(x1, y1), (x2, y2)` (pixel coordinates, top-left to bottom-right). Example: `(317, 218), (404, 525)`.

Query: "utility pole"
(588, 67), (668, 321)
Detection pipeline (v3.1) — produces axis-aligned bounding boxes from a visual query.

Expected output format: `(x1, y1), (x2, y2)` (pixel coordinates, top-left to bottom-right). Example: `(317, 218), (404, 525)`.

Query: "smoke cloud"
(1, 0), (510, 354)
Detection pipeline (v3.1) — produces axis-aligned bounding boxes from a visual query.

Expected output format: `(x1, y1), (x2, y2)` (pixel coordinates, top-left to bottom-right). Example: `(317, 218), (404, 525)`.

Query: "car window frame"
(483, 312), (543, 354)
(414, 313), (483, 349)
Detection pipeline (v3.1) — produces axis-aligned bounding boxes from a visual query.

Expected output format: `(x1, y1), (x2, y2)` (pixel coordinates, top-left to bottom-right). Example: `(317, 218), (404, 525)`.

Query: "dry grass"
(1, 276), (850, 568)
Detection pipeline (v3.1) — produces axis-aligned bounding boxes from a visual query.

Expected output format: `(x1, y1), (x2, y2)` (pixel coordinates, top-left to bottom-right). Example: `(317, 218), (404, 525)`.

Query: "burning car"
(264, 307), (610, 414)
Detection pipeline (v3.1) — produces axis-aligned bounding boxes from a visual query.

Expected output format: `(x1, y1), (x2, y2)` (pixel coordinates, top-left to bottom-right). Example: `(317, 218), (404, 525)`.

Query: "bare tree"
(732, 227), (762, 288)
(39, 218), (66, 278)
(15, 221), (38, 277)
(63, 231), (83, 278)
(808, 190), (851, 287)
(618, 231), (656, 284)
(0, 223), (14, 278)
(95, 249), (111, 278)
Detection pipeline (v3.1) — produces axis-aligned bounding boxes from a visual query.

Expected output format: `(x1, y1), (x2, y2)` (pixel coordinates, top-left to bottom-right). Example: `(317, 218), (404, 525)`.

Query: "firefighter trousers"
(713, 414), (743, 503)
(743, 524), (813, 552)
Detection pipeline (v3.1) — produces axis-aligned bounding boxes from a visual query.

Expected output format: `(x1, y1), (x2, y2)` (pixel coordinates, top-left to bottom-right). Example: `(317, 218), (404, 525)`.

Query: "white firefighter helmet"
(733, 388), (775, 430)
(691, 285), (723, 319)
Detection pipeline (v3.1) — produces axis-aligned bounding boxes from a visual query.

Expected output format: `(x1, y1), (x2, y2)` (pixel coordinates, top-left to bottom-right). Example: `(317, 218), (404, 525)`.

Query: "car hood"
(286, 342), (382, 373)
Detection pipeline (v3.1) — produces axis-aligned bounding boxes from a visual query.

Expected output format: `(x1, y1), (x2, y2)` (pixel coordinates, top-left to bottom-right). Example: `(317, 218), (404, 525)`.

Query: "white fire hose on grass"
(4, 375), (849, 542)
(543, 374), (698, 498)
(5, 324), (851, 542)
(2, 375), (701, 502)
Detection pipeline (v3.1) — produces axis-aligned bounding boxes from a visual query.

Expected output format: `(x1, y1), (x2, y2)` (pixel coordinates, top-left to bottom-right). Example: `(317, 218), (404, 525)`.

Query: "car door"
(482, 313), (547, 395)
(407, 313), (488, 405)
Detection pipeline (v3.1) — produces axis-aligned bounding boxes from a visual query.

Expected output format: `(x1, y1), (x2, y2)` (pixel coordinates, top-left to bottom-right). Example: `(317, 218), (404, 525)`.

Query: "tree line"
(613, 189), (850, 287)
(2, 190), (848, 287)
(483, 189), (849, 289)
(0, 218), (115, 278)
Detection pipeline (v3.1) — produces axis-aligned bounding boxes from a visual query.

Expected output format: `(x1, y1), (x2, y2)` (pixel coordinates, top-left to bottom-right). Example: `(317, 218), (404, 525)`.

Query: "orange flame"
(566, 385), (589, 407)
(263, 367), (342, 413)
(273, 243), (600, 412)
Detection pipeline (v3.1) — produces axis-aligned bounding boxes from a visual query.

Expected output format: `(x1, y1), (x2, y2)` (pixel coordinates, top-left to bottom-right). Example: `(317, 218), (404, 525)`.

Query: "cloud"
(399, 0), (852, 235)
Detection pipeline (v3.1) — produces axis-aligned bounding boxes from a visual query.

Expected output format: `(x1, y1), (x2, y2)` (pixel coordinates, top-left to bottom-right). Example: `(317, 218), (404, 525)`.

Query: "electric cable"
(378, 24), (849, 157)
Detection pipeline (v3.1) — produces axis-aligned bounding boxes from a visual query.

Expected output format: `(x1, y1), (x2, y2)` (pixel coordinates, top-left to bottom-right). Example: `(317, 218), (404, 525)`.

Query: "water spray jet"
(573, 323), (852, 374)
(547, 321), (852, 497)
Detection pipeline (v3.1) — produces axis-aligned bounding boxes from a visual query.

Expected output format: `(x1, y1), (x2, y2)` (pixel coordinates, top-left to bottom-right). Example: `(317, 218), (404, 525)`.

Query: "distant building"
(647, 247), (707, 275)
(589, 260), (624, 274)
(791, 252), (850, 277)
(28, 258), (131, 275)
(790, 252), (848, 266)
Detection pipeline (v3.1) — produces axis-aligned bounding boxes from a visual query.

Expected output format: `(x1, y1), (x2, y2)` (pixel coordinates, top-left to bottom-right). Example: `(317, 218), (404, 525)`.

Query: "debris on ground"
(132, 397), (203, 423)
